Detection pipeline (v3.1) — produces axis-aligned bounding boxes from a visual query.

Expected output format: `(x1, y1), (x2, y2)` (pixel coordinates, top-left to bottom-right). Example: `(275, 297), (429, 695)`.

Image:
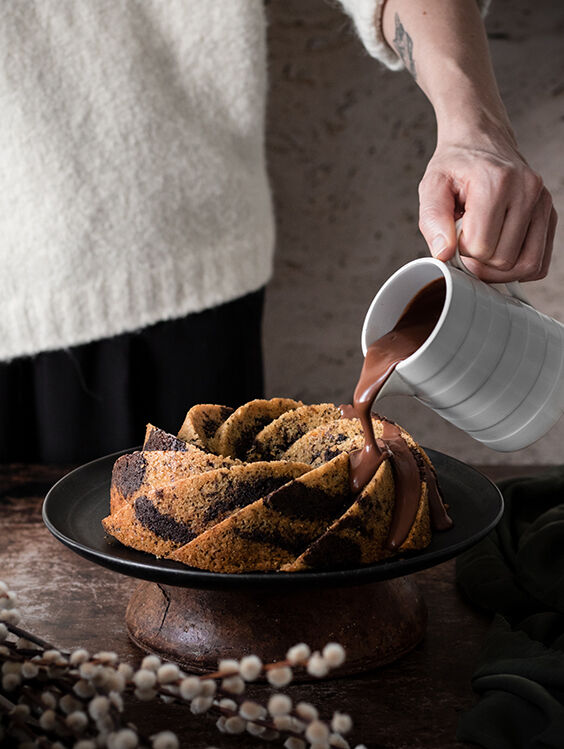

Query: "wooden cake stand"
(125, 575), (427, 677)
(43, 448), (503, 678)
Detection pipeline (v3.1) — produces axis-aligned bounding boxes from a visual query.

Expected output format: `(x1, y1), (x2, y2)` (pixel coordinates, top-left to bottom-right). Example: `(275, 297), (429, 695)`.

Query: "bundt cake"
(102, 398), (452, 572)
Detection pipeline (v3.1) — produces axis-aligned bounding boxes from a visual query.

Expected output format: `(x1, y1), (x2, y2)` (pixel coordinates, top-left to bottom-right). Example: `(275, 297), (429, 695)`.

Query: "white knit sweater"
(0, 0), (485, 361)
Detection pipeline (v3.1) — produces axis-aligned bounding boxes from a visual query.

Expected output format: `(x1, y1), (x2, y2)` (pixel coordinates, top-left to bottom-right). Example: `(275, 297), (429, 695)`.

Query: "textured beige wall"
(262, 0), (564, 465)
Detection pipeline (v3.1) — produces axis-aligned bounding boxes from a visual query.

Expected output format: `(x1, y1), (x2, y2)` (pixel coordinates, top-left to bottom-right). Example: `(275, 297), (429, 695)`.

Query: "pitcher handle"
(450, 218), (531, 306)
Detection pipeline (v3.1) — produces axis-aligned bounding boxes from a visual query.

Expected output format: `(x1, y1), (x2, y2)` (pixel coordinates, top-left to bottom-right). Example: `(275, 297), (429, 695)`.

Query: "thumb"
(418, 175), (458, 261)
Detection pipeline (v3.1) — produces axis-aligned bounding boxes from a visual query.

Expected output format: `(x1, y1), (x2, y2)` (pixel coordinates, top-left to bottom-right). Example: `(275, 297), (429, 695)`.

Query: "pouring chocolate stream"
(342, 277), (452, 549)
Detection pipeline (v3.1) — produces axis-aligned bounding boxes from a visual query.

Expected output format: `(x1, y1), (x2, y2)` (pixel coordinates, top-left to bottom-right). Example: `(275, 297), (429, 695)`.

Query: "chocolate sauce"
(379, 420), (423, 549)
(342, 277), (452, 549)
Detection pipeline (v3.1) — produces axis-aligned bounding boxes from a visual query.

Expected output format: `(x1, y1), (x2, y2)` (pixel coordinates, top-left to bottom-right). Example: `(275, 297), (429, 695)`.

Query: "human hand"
(418, 129), (557, 282)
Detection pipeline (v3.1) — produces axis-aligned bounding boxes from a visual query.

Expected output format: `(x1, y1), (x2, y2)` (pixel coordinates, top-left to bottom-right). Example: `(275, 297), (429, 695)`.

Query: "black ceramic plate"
(43, 448), (503, 590)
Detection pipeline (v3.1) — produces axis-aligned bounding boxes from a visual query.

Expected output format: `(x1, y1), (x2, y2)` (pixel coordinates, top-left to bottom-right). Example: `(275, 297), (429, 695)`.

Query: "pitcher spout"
(373, 371), (416, 403)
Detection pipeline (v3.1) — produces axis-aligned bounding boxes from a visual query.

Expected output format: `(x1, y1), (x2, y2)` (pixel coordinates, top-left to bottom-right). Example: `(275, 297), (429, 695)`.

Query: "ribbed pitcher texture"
(361, 257), (564, 452)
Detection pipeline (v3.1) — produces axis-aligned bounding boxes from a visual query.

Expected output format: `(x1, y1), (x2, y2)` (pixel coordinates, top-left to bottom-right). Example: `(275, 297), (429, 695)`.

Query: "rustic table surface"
(0, 462), (548, 749)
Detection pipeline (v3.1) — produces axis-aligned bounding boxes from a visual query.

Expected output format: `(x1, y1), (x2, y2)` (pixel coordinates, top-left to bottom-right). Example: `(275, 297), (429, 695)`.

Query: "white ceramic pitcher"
(361, 236), (564, 452)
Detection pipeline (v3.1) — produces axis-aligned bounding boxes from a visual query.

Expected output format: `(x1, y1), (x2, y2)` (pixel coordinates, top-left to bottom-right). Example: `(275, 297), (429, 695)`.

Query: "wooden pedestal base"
(125, 576), (427, 678)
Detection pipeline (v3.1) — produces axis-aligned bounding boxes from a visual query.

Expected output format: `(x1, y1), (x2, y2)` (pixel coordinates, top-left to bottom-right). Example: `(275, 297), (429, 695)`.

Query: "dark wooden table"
(0, 462), (548, 749)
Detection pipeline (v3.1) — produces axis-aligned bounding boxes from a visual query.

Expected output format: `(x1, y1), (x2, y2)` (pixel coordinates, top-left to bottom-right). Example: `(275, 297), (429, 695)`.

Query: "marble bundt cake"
(102, 398), (452, 572)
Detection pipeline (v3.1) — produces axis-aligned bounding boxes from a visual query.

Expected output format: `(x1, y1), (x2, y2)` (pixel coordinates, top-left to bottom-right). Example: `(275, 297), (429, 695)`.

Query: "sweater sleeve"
(337, 0), (492, 71)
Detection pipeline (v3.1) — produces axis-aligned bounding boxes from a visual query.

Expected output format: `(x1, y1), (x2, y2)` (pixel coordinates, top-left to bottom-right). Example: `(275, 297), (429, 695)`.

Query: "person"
(0, 0), (556, 464)
(375, 0), (557, 280)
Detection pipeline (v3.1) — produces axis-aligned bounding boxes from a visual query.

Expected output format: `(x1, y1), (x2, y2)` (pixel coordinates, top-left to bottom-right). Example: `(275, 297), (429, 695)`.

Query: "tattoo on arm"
(393, 13), (416, 80)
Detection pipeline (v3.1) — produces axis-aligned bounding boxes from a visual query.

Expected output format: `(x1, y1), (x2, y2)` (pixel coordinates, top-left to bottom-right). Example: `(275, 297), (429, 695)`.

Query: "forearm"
(381, 0), (513, 145)
(341, 0), (556, 280)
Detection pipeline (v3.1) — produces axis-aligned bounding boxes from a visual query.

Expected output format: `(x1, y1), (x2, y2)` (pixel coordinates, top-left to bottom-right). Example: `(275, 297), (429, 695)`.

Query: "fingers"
(419, 141), (556, 282)
(457, 176), (511, 269)
(418, 173), (458, 261)
(518, 198), (557, 281)
(459, 185), (556, 283)
(492, 175), (544, 271)
(458, 168), (546, 278)
(538, 206), (558, 279)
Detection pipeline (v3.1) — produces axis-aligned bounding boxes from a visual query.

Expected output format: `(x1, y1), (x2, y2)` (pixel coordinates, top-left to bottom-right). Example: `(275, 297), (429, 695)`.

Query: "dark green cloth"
(455, 467), (564, 749)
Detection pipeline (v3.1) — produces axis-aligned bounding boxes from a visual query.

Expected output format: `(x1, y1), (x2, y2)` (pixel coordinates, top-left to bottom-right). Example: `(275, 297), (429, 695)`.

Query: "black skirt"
(1, 289), (265, 464)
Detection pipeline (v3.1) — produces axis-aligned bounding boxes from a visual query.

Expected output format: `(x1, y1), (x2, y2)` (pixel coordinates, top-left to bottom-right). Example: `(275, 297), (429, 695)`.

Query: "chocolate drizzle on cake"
(380, 420), (428, 549)
(419, 457), (453, 532)
(342, 277), (452, 549)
